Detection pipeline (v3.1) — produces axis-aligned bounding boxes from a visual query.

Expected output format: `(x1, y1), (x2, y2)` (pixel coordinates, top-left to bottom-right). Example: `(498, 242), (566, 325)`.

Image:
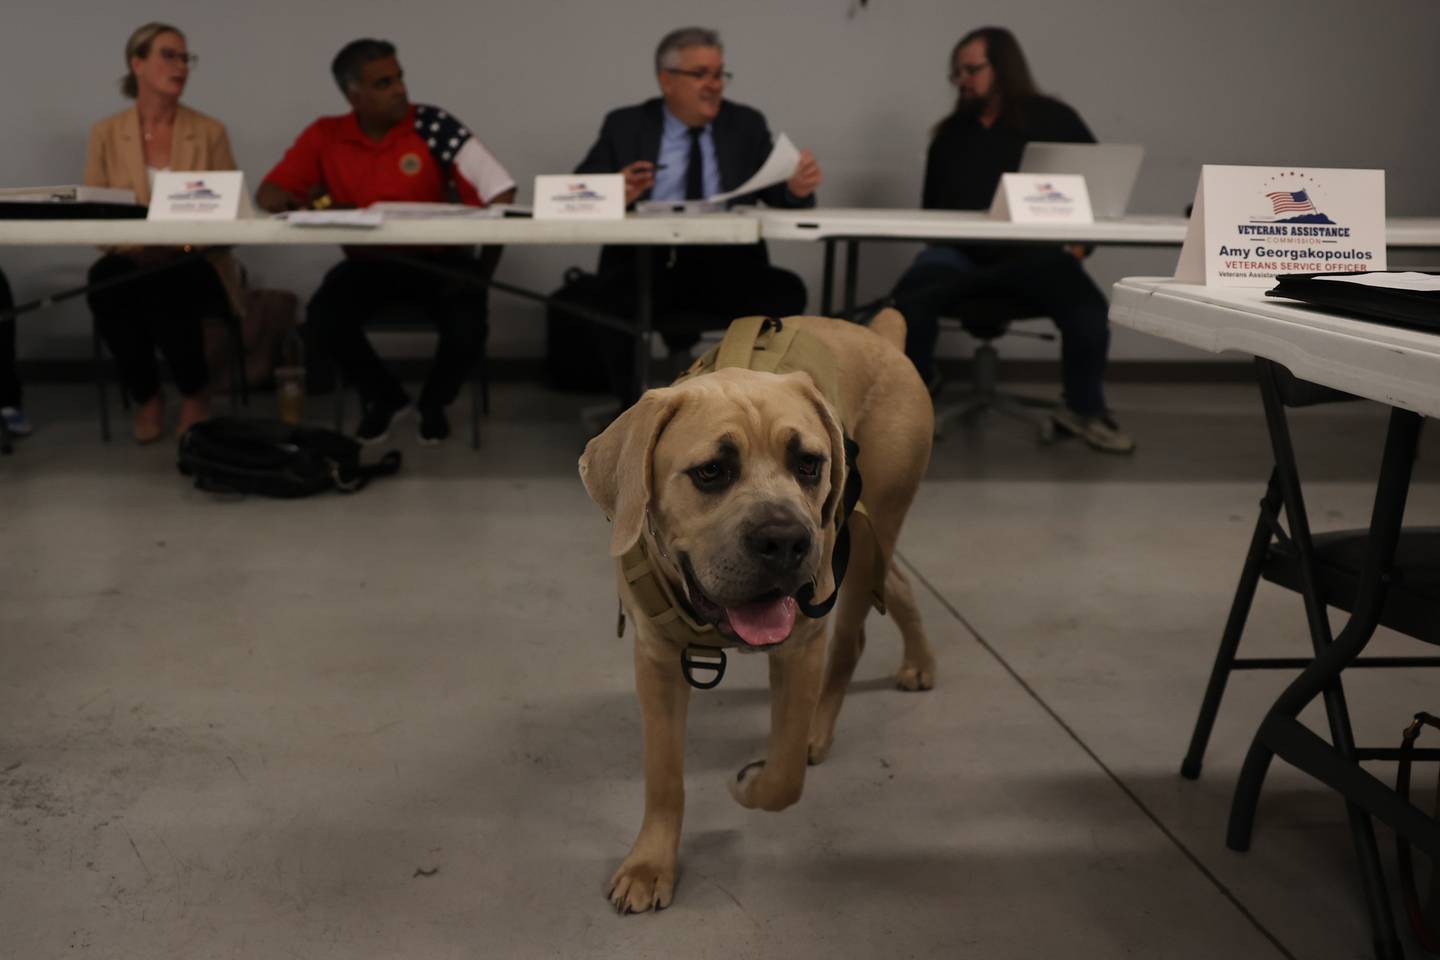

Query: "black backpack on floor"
(546, 266), (637, 397)
(177, 417), (401, 498)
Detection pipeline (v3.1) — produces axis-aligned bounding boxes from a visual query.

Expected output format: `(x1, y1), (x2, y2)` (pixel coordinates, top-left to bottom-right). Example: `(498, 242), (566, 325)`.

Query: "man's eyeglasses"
(665, 67), (733, 83)
(156, 49), (199, 67)
(949, 61), (989, 81)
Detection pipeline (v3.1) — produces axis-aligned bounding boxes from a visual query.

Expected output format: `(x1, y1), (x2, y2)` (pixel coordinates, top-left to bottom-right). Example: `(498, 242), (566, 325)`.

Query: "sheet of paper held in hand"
(708, 133), (800, 204)
(1314, 272), (1440, 292)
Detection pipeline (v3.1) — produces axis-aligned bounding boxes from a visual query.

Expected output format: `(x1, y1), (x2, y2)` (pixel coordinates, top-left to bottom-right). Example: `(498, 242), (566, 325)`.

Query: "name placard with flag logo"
(1175, 165), (1385, 287)
(147, 171), (252, 221)
(988, 173), (1093, 225)
(533, 174), (624, 220)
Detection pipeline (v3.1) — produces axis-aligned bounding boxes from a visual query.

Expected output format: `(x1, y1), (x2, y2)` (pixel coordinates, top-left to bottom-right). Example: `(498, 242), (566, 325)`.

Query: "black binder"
(1266, 271), (1440, 333)
(0, 201), (146, 220)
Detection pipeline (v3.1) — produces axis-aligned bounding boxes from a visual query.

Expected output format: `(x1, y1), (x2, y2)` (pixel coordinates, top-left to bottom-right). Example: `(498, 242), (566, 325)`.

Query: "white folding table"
(751, 208), (1440, 317)
(1112, 277), (1440, 959)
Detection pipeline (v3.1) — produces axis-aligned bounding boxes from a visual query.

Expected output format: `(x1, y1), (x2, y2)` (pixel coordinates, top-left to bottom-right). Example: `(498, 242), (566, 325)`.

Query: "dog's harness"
(616, 316), (885, 690)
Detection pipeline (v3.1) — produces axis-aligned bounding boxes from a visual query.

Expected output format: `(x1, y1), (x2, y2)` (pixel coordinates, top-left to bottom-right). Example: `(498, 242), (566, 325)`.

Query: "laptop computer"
(1019, 143), (1144, 219)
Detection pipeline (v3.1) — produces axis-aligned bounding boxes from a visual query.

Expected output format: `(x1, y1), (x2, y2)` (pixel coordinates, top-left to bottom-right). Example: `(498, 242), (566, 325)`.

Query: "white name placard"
(989, 173), (1093, 224)
(147, 171), (252, 221)
(1175, 165), (1386, 287)
(533, 174), (624, 220)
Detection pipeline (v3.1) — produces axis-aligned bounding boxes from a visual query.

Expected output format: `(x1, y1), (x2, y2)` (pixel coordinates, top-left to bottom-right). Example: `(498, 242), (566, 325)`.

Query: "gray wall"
(3, 0), (1437, 363)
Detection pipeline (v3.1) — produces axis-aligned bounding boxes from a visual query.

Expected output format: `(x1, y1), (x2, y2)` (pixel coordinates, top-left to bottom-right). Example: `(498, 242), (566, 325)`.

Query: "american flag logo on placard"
(1265, 190), (1317, 216)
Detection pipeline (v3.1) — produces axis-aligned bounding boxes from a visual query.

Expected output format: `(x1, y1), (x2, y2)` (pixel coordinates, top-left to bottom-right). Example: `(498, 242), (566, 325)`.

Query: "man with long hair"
(893, 27), (1133, 454)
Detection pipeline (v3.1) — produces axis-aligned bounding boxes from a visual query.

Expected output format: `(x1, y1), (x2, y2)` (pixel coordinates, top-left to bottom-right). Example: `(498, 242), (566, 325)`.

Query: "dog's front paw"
(806, 732), (833, 766)
(895, 655), (936, 692)
(728, 759), (803, 811)
(608, 854), (676, 914)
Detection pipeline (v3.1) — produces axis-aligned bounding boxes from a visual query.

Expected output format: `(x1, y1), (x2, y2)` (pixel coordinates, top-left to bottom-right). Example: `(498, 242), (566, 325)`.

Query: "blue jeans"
(891, 245), (1112, 416)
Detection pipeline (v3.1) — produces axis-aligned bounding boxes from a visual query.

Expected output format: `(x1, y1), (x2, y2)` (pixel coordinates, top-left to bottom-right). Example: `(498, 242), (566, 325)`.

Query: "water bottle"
(276, 329), (306, 425)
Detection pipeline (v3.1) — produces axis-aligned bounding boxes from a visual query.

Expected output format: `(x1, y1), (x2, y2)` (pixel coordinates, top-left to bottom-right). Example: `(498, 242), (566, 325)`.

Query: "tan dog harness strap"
(683, 316), (843, 416)
(620, 536), (718, 642)
(618, 517), (731, 689)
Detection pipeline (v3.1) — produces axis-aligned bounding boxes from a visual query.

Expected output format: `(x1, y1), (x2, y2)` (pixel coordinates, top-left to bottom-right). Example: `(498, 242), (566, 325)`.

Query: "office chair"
(932, 296), (1058, 443)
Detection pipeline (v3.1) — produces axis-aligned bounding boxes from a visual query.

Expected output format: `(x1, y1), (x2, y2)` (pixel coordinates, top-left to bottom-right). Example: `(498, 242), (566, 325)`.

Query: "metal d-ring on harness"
(681, 645), (727, 690)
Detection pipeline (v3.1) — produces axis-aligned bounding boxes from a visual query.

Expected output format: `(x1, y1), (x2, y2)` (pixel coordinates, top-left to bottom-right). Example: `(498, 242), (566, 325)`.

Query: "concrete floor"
(2, 380), (1439, 960)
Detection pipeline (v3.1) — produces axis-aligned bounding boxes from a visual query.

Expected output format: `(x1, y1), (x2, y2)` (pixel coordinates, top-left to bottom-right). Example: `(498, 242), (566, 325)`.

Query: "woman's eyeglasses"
(156, 49), (199, 68)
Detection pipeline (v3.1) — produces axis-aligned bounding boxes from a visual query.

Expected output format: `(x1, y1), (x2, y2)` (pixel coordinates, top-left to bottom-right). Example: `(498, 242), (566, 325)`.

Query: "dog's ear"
(579, 388), (683, 557)
(788, 373), (847, 528)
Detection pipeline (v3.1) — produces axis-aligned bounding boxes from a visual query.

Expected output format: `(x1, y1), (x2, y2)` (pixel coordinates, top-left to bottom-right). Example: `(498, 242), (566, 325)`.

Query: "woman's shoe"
(133, 394), (165, 444)
(176, 394), (212, 438)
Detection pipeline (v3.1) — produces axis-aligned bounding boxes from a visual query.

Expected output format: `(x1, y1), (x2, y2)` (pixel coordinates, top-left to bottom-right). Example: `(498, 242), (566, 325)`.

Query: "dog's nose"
(745, 520), (812, 576)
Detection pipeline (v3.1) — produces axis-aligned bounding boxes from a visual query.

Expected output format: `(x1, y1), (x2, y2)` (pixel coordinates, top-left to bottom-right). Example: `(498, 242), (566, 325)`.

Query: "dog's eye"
(689, 461), (731, 491)
(796, 454), (824, 484)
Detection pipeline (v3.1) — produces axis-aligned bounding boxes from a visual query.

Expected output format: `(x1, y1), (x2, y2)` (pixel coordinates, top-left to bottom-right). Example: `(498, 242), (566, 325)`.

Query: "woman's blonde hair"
(120, 22), (184, 99)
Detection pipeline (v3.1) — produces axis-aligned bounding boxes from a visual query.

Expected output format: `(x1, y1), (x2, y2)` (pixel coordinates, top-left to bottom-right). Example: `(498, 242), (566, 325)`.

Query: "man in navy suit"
(571, 27), (823, 399)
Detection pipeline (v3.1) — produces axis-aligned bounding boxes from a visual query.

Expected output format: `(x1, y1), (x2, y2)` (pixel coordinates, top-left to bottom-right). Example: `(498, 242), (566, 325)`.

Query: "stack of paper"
(368, 202), (500, 220)
(279, 210), (384, 228)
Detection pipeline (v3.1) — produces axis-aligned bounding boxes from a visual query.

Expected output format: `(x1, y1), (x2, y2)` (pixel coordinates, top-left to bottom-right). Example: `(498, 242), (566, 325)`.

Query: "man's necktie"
(686, 127), (705, 201)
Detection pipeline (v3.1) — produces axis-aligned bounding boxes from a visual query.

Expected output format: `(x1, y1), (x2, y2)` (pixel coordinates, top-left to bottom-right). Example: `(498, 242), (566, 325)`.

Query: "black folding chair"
(1182, 358), (1440, 959)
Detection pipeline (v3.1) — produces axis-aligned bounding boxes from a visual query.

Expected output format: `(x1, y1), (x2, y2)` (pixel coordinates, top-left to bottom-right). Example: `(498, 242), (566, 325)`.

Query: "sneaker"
(417, 406), (450, 446)
(1051, 407), (1136, 455)
(356, 397), (411, 445)
(0, 406), (32, 437)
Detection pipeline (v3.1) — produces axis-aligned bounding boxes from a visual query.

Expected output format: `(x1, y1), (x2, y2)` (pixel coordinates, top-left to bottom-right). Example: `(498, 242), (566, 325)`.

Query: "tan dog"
(579, 311), (934, 913)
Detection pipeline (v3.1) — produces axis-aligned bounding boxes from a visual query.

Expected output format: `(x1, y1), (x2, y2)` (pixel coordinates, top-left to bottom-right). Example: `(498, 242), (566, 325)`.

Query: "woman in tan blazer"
(84, 22), (239, 443)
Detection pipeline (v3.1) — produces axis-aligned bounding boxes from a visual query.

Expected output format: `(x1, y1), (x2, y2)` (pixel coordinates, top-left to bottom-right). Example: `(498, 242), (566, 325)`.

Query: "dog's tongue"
(724, 595), (797, 647)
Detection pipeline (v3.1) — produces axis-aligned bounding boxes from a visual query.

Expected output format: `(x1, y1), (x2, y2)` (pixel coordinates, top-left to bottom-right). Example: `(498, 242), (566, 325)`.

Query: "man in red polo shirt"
(257, 38), (515, 445)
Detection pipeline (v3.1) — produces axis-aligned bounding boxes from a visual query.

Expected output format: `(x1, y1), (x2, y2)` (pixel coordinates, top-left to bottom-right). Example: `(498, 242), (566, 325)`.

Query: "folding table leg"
(1181, 468), (1283, 779)
(633, 249), (653, 399)
(821, 240), (836, 317)
(1229, 361), (1366, 808)
(1228, 395), (1423, 959)
(227, 312), (247, 414)
(93, 319), (111, 442)
(843, 240), (859, 317)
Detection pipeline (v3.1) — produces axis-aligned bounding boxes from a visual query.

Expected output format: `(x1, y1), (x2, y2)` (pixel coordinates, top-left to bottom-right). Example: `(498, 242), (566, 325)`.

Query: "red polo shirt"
(262, 103), (514, 208)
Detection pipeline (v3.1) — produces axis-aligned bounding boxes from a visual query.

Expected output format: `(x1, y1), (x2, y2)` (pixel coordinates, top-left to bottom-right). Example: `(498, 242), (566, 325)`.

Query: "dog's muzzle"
(679, 554), (801, 649)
